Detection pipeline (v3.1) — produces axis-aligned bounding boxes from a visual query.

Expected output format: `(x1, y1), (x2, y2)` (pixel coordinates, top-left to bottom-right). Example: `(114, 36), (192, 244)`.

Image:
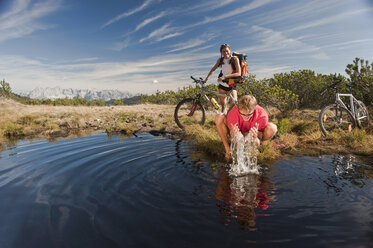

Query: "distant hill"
(21, 86), (132, 101)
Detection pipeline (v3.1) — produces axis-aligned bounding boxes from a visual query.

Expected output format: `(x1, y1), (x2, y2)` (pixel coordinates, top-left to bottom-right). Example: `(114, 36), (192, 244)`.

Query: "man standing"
(215, 95), (277, 160)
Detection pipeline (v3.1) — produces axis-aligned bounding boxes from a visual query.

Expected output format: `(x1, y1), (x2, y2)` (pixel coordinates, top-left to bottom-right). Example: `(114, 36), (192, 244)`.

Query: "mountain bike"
(174, 76), (237, 129)
(318, 79), (369, 136)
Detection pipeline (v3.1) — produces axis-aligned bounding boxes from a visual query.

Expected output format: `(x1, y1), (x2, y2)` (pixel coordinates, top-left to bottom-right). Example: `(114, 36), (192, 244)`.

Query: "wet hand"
(249, 123), (259, 138)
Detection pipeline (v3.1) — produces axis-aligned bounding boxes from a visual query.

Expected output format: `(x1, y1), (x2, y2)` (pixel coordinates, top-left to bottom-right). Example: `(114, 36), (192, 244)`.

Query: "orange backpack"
(232, 52), (248, 82)
(219, 52), (248, 85)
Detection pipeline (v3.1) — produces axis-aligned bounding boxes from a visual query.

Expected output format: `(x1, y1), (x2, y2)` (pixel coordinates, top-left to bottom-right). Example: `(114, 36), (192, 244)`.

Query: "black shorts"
(218, 84), (236, 92)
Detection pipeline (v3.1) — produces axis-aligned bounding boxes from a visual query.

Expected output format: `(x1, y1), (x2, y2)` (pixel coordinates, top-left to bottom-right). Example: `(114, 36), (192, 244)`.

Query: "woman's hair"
(220, 43), (230, 53)
(238, 95), (257, 112)
(219, 43), (231, 65)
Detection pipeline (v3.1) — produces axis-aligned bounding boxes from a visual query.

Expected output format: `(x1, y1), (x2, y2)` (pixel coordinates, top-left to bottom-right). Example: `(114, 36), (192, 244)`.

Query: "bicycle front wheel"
(355, 100), (370, 129)
(319, 105), (356, 136)
(174, 98), (205, 129)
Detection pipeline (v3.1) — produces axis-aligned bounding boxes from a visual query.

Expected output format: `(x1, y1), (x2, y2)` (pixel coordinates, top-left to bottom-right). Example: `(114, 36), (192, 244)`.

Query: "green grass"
(184, 124), (283, 163)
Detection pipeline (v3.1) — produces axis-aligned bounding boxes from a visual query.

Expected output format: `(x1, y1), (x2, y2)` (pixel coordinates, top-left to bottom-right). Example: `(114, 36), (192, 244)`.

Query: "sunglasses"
(220, 43), (230, 51)
(238, 109), (254, 117)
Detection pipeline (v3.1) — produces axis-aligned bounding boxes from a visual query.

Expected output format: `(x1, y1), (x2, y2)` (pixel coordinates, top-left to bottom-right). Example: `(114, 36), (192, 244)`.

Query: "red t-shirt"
(227, 105), (268, 133)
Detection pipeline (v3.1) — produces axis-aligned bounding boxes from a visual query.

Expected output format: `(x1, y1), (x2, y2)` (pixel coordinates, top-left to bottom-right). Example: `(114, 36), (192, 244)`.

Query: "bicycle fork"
(187, 99), (199, 116)
(335, 107), (353, 132)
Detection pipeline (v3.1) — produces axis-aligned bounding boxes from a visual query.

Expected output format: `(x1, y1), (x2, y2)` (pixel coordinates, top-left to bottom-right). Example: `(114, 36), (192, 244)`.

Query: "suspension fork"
(187, 97), (201, 116)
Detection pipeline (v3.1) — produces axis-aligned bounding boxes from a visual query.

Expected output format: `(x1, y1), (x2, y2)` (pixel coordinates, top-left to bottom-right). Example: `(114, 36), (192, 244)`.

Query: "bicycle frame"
(194, 80), (236, 114)
(335, 93), (356, 116)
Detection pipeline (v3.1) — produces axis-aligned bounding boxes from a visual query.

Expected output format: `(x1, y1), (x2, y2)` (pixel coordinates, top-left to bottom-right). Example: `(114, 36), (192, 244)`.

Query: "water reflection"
(215, 170), (275, 230)
(1, 133), (373, 247)
(319, 154), (373, 191)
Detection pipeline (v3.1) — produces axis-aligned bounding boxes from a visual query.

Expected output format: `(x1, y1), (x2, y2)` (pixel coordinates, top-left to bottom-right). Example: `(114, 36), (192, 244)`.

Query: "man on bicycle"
(215, 95), (278, 160)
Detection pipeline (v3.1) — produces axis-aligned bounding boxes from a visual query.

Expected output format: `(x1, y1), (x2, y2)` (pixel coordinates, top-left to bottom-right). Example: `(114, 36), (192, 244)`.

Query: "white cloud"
(111, 38), (131, 51)
(0, 51), (216, 94)
(186, 0), (237, 12)
(320, 39), (373, 51)
(156, 32), (183, 42)
(101, 0), (160, 29)
(73, 57), (99, 62)
(139, 23), (183, 43)
(310, 52), (329, 60)
(256, 0), (342, 26)
(137, 0), (275, 44)
(0, 0), (61, 43)
(188, 0), (276, 27)
(166, 38), (208, 53)
(248, 64), (294, 79)
(242, 26), (328, 59)
(135, 12), (166, 31)
(285, 8), (373, 33)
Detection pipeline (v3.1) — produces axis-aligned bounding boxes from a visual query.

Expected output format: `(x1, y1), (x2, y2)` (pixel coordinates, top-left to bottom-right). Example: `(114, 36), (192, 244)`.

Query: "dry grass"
(1, 97), (373, 159)
(0, 97), (175, 122)
(0, 97), (178, 141)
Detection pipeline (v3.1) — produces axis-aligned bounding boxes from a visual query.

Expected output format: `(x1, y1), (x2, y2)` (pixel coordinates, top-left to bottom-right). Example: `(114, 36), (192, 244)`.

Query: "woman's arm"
(205, 58), (221, 82)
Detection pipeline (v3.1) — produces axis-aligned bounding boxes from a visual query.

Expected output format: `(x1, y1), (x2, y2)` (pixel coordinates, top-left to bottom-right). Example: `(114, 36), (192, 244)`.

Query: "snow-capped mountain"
(21, 87), (132, 101)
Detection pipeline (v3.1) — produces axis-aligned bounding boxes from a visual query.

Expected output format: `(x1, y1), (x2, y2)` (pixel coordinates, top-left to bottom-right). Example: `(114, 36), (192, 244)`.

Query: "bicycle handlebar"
(320, 79), (342, 95)
(190, 76), (205, 85)
(320, 79), (358, 95)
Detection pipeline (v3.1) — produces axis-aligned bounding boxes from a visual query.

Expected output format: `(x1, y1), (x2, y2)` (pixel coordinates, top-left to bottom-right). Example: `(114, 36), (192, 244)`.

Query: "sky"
(0, 0), (373, 95)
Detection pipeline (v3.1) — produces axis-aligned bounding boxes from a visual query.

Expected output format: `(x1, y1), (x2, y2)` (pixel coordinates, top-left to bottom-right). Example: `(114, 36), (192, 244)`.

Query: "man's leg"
(231, 89), (237, 103)
(215, 113), (230, 159)
(257, 123), (277, 141)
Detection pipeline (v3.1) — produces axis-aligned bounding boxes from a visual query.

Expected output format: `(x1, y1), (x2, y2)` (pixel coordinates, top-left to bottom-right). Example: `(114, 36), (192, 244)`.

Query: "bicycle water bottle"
(211, 97), (220, 110)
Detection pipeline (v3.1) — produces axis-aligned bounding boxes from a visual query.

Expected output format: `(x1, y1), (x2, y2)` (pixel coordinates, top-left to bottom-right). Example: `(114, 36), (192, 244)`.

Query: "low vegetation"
(1, 57), (372, 162)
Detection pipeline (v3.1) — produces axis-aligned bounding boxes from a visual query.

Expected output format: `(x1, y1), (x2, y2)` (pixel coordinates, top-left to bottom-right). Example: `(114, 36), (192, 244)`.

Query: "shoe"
(272, 138), (285, 148)
(273, 143), (285, 148)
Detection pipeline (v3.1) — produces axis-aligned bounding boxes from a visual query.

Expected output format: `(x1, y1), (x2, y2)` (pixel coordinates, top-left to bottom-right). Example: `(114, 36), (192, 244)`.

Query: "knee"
(215, 114), (226, 126)
(264, 123), (277, 139)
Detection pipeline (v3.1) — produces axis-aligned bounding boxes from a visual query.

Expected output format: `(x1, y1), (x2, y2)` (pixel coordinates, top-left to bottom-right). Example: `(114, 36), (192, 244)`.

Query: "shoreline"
(1, 98), (372, 161)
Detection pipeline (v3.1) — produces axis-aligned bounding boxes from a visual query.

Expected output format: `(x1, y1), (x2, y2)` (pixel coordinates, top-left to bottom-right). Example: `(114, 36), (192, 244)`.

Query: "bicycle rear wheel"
(319, 104), (355, 136)
(354, 100), (370, 128)
(174, 98), (205, 129)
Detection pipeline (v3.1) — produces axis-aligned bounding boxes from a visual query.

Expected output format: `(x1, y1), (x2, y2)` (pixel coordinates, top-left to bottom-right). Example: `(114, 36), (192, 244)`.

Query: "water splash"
(229, 131), (259, 177)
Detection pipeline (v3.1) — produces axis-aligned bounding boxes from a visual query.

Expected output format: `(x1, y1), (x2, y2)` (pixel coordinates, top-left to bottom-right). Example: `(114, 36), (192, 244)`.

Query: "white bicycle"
(319, 79), (369, 136)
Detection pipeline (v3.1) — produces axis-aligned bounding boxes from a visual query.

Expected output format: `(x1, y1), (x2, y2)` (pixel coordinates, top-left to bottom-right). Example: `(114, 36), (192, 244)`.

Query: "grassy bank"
(0, 97), (179, 143)
(1, 97), (372, 162)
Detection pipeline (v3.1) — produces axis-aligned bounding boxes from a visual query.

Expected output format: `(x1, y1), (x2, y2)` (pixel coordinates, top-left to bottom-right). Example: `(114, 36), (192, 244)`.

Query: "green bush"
(277, 118), (292, 135)
(0, 79), (12, 96)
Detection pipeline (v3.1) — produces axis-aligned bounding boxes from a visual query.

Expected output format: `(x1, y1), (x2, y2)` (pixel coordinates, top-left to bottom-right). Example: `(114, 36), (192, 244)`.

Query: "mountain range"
(21, 87), (132, 101)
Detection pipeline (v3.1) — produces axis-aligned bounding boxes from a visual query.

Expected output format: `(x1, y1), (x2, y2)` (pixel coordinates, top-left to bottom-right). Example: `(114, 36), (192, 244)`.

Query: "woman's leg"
(219, 88), (227, 113)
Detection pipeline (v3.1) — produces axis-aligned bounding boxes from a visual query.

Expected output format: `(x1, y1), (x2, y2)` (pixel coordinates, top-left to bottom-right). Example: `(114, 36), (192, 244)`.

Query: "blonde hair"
(238, 95), (257, 112)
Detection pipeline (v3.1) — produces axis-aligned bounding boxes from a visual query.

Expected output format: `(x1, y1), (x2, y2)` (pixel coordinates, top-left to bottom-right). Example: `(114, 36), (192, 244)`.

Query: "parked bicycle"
(174, 76), (237, 129)
(318, 79), (369, 136)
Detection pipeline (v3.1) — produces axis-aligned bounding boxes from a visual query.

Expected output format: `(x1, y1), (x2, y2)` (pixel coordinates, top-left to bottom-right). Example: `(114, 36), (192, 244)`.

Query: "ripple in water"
(0, 132), (373, 247)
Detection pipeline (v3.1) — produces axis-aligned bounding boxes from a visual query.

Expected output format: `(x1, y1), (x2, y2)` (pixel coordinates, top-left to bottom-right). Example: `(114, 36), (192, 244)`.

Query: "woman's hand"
(218, 75), (225, 82)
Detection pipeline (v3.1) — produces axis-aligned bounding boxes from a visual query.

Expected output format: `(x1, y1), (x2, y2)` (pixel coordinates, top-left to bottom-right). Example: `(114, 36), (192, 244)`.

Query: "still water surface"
(0, 132), (372, 248)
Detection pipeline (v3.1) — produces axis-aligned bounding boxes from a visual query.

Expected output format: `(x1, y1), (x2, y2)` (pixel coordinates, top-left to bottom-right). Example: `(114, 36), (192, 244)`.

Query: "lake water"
(0, 132), (372, 248)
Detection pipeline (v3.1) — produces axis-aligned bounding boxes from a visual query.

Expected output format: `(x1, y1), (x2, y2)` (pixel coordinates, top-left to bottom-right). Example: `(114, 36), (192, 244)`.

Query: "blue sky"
(0, 0), (373, 94)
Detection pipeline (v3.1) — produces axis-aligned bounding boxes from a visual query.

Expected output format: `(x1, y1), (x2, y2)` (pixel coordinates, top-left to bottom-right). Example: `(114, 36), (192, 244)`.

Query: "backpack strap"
(219, 56), (236, 69)
(230, 56), (236, 72)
